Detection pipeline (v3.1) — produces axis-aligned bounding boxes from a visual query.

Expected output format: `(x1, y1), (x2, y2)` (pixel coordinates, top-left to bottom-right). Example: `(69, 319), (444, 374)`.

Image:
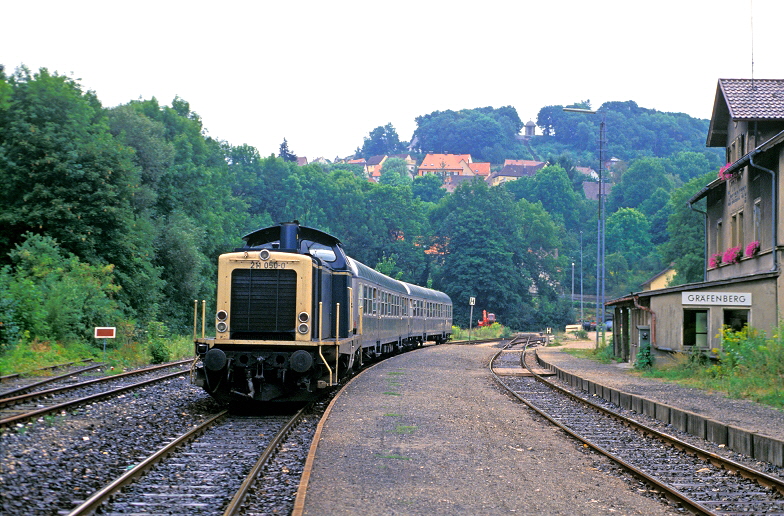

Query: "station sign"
(94, 327), (117, 339)
(681, 292), (751, 306)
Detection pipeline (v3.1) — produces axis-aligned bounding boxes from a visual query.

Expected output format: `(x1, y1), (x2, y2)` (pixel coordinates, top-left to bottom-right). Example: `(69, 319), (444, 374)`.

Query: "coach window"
(724, 309), (749, 332)
(372, 288), (377, 315)
(683, 309), (708, 347)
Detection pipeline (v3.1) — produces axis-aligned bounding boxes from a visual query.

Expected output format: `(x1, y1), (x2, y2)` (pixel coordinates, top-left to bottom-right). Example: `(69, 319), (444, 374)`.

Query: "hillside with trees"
(0, 65), (724, 355)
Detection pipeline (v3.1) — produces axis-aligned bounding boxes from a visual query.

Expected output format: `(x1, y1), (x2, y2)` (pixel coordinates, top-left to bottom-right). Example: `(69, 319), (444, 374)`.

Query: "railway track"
(0, 358), (97, 383)
(0, 360), (192, 428)
(68, 403), (313, 515)
(490, 338), (784, 515)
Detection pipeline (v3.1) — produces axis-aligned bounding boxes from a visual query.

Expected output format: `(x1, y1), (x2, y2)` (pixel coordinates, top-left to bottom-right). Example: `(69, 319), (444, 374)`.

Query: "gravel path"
(302, 342), (678, 515)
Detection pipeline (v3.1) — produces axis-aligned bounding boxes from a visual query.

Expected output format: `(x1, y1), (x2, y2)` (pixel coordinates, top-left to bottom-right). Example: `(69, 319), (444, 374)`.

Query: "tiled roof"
(582, 181), (613, 201)
(419, 154), (472, 170)
(367, 155), (386, 166)
(468, 162), (491, 176)
(497, 164), (537, 178)
(719, 78), (784, 119)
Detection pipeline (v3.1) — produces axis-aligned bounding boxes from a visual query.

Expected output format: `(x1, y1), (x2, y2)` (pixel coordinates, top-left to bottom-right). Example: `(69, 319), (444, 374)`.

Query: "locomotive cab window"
(303, 241), (336, 262)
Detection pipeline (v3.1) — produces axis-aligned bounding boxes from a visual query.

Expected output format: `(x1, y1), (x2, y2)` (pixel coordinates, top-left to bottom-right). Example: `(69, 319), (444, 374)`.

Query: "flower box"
(723, 246), (742, 265)
(745, 240), (760, 257)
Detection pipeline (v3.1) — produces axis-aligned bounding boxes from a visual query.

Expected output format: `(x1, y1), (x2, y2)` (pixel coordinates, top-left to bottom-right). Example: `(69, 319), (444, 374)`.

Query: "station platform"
(294, 342), (674, 515)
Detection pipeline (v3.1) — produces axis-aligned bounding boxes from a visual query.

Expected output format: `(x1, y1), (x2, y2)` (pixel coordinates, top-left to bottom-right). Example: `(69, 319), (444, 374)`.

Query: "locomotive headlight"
(259, 249), (271, 261)
(216, 321), (228, 333)
(297, 323), (309, 334)
(298, 311), (310, 323)
(216, 310), (228, 321)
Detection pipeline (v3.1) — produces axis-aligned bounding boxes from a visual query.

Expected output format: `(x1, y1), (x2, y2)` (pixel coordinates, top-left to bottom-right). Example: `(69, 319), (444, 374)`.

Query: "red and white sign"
(94, 327), (117, 339)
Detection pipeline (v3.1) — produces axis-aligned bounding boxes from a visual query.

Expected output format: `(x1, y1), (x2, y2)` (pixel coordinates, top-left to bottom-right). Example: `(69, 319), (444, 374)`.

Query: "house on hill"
(417, 154), (472, 177)
(389, 154), (417, 176)
(582, 181), (613, 201)
(367, 155), (387, 182)
(640, 264), (677, 291)
(487, 162), (546, 186)
(607, 78), (784, 362)
(463, 161), (491, 177)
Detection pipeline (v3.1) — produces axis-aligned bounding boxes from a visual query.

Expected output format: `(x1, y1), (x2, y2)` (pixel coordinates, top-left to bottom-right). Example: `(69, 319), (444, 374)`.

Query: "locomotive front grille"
(230, 268), (297, 340)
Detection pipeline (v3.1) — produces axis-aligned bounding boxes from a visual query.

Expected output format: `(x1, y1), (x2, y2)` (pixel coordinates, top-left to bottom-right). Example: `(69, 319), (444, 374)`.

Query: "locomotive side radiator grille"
(230, 268), (297, 339)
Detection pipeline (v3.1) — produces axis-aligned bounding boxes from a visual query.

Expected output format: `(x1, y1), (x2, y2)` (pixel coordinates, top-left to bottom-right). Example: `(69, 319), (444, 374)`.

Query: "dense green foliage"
(412, 106), (532, 163)
(360, 123), (406, 158)
(0, 64), (727, 355)
(638, 325), (784, 409)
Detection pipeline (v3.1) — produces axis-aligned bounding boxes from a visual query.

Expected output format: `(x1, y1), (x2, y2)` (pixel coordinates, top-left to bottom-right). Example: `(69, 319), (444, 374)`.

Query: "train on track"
(192, 222), (452, 404)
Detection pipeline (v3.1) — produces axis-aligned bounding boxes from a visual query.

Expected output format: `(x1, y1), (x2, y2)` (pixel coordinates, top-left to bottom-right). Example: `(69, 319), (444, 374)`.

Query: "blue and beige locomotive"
(192, 222), (452, 403)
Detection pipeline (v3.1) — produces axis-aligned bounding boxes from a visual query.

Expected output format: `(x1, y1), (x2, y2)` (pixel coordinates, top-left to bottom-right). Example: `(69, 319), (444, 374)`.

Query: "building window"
(724, 309), (749, 332)
(683, 309), (708, 347)
(753, 199), (762, 245)
(731, 211), (743, 247)
(716, 219), (723, 253)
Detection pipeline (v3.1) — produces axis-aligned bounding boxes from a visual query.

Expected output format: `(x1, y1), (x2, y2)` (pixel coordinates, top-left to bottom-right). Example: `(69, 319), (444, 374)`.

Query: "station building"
(608, 78), (784, 362)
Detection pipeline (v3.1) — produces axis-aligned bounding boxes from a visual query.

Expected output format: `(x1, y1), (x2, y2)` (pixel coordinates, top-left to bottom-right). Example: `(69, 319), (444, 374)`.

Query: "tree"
(504, 164), (582, 231)
(278, 138), (297, 162)
(412, 106), (525, 162)
(606, 208), (652, 265)
(360, 123), (405, 158)
(412, 174), (446, 203)
(428, 180), (566, 330)
(378, 157), (411, 186)
(660, 171), (716, 285)
(608, 157), (671, 212)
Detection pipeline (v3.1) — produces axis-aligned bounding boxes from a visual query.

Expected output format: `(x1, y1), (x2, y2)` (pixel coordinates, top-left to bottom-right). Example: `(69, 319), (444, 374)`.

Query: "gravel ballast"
(302, 342), (678, 515)
(537, 345), (784, 442)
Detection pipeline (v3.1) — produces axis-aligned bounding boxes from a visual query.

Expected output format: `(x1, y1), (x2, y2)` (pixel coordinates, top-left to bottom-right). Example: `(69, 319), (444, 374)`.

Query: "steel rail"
(67, 410), (229, 516)
(0, 358), (95, 382)
(223, 403), (313, 515)
(0, 363), (103, 399)
(489, 343), (712, 515)
(523, 347), (784, 497)
(0, 359), (191, 409)
(0, 369), (187, 428)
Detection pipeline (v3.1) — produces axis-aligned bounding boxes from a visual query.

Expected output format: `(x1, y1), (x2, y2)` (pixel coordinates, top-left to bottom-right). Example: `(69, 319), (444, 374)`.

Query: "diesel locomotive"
(192, 222), (452, 403)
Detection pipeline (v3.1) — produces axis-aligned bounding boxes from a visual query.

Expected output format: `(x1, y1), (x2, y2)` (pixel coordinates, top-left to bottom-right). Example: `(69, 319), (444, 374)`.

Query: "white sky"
(3, 0), (783, 160)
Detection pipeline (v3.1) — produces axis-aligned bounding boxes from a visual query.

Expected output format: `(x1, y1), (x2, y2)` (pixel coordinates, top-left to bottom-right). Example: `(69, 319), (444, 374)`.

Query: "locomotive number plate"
(250, 260), (287, 269)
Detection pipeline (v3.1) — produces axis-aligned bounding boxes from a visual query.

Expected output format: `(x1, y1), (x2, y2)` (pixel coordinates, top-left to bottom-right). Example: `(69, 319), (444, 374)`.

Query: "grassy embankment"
(0, 325), (195, 377)
(564, 324), (784, 410)
(450, 323), (513, 341)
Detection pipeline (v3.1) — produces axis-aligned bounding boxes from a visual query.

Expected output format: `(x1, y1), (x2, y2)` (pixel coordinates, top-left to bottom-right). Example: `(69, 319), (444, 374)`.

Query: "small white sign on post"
(95, 327), (116, 358)
(94, 327), (117, 339)
(469, 297), (476, 306)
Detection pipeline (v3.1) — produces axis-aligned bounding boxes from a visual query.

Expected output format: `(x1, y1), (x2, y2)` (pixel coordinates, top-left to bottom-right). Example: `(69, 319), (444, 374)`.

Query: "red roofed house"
(462, 161), (491, 177)
(367, 155), (388, 182)
(417, 154), (472, 178)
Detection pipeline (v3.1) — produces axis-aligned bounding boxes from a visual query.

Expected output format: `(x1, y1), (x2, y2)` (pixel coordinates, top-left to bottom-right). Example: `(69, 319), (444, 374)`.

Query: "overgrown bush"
(634, 342), (654, 370)
(147, 321), (171, 364)
(0, 234), (124, 349)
